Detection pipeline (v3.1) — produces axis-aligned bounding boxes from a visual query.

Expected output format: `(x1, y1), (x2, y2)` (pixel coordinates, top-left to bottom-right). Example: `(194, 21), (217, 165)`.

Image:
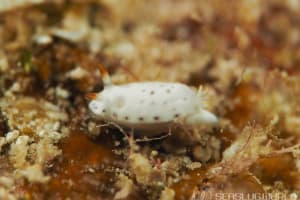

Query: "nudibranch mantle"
(87, 65), (218, 136)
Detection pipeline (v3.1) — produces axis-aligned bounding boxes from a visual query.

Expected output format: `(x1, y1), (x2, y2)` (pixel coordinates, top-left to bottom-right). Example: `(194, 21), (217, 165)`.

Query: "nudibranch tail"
(186, 109), (218, 125)
(98, 63), (112, 86)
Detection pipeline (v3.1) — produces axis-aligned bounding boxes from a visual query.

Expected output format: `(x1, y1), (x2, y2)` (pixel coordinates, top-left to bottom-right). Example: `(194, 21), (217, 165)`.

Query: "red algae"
(225, 83), (262, 128)
(23, 132), (122, 199)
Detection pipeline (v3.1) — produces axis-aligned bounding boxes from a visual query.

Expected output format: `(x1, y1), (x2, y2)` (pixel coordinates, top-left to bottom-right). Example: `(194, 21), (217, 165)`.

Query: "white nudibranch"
(86, 64), (218, 136)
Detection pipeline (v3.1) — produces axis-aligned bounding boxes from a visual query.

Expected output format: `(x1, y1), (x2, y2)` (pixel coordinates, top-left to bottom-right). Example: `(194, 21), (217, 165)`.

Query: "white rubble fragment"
(5, 130), (19, 143)
(114, 42), (137, 59)
(0, 176), (14, 188)
(129, 153), (152, 184)
(0, 56), (9, 72)
(0, 187), (15, 200)
(55, 87), (70, 99)
(159, 187), (175, 200)
(0, 0), (44, 12)
(17, 164), (50, 183)
(66, 66), (89, 80)
(9, 135), (30, 168)
(187, 162), (202, 170)
(33, 34), (53, 45)
(51, 7), (89, 42)
(290, 193), (298, 200)
(114, 174), (134, 199)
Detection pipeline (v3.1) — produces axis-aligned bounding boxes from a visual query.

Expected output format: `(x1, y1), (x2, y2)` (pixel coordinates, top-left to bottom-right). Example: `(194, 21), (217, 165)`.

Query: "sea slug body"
(87, 65), (218, 136)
